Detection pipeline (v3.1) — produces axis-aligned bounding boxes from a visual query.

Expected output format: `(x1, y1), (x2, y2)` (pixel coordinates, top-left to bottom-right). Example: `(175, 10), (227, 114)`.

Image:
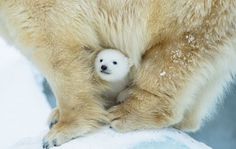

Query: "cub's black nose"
(101, 65), (107, 71)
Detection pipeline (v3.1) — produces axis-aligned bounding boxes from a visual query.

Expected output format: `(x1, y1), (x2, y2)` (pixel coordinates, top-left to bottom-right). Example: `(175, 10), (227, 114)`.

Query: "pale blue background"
(191, 81), (236, 149)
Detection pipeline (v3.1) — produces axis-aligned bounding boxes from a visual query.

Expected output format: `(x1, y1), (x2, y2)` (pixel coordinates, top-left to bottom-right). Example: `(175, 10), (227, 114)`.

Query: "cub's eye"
(100, 59), (103, 62)
(113, 61), (117, 65)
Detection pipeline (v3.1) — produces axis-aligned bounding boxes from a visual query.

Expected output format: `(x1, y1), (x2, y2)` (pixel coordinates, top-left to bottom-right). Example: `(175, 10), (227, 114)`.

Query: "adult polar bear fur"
(0, 0), (236, 148)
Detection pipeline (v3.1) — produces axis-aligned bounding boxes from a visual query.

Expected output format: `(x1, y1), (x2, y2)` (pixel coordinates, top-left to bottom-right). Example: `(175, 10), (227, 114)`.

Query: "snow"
(0, 37), (211, 149)
(160, 71), (166, 76)
(186, 34), (195, 44)
(11, 128), (211, 149)
(0, 38), (50, 149)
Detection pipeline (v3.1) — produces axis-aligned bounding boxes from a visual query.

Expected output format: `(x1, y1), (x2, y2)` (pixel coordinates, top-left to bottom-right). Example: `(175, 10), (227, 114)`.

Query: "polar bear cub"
(95, 49), (132, 102)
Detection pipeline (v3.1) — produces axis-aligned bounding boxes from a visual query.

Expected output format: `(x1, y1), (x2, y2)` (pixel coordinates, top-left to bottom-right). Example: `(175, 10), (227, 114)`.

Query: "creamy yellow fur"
(0, 0), (236, 148)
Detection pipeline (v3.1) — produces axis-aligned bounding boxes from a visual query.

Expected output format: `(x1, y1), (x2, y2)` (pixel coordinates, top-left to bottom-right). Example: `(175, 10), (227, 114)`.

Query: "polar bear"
(0, 0), (236, 148)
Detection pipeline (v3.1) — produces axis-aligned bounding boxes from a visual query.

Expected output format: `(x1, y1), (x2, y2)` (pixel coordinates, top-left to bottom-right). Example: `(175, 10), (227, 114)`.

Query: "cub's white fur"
(95, 49), (132, 100)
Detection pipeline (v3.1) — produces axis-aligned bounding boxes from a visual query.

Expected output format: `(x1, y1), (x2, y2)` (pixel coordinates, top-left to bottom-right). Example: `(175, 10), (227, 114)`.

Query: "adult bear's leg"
(108, 35), (227, 132)
(0, 1), (109, 148)
(33, 45), (109, 148)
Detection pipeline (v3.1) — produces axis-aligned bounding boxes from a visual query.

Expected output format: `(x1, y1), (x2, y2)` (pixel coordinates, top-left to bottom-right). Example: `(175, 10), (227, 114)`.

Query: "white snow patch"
(160, 71), (166, 76)
(0, 38), (50, 149)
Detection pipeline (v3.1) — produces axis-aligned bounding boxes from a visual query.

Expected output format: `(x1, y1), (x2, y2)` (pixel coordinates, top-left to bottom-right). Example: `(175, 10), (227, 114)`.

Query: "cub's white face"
(95, 49), (130, 82)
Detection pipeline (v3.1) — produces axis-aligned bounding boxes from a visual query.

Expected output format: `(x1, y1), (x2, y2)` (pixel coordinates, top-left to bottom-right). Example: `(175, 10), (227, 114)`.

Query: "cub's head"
(95, 49), (131, 82)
